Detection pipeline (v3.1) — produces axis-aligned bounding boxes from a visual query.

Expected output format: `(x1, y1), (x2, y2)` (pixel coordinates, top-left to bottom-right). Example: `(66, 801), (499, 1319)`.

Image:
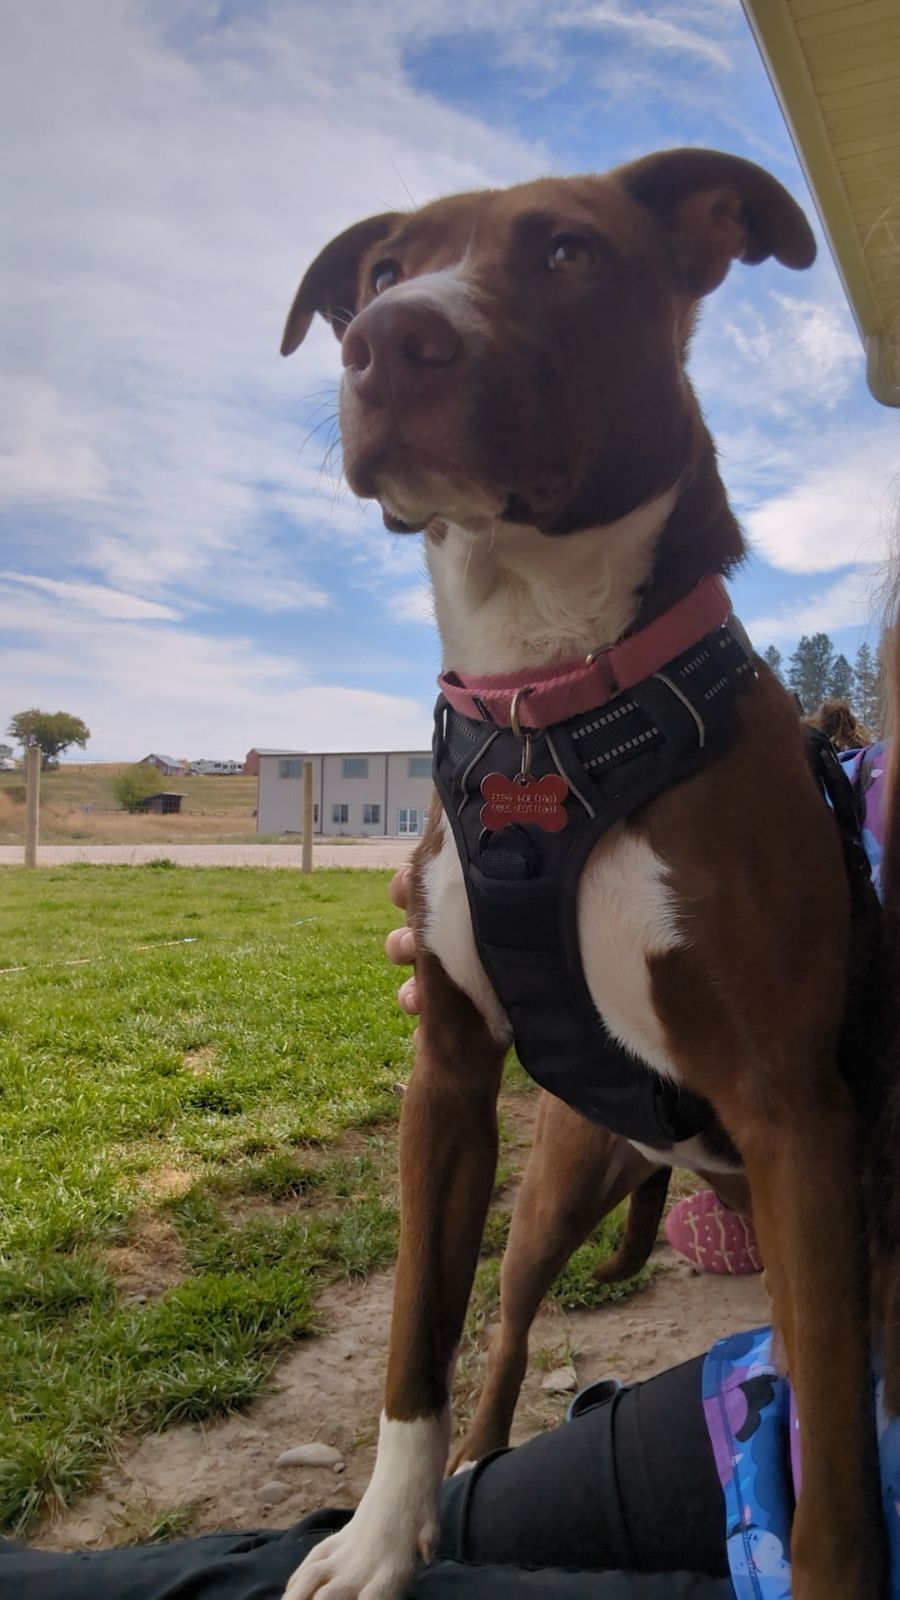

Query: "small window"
(332, 803), (349, 824)
(278, 758), (302, 779)
(407, 756), (431, 779)
(363, 803), (381, 825)
(313, 804), (319, 824)
(342, 757), (369, 779)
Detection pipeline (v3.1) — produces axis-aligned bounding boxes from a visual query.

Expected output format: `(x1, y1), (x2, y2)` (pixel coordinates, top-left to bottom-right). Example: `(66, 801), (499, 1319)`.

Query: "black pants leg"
(438, 1354), (728, 1576)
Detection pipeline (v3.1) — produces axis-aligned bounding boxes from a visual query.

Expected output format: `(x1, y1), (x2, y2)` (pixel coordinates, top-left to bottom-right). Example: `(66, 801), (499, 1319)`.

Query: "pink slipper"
(664, 1191), (762, 1275)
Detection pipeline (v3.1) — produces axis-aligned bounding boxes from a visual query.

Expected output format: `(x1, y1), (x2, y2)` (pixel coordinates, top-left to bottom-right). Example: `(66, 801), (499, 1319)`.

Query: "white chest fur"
(576, 823), (684, 1080)
(421, 813), (512, 1046)
(421, 488), (692, 1146)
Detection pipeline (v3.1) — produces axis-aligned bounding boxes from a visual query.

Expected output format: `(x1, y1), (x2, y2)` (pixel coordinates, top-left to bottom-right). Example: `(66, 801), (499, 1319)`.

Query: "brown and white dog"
(280, 150), (890, 1600)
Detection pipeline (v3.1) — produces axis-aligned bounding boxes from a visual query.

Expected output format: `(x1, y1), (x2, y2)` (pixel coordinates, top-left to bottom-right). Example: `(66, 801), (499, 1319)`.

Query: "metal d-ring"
(510, 688), (533, 784)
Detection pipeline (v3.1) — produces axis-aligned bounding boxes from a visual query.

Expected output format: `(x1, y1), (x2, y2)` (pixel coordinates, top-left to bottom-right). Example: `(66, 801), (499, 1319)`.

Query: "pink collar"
(438, 575), (732, 730)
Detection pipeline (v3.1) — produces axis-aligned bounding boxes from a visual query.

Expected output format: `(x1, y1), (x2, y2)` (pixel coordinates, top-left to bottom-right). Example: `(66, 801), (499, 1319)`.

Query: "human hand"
(386, 865), (420, 1017)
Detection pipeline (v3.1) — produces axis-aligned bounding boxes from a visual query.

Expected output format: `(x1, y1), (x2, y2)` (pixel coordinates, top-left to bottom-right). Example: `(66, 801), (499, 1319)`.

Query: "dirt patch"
(143, 1165), (196, 1200)
(104, 1214), (187, 1302)
(183, 1047), (216, 1076)
(37, 1244), (767, 1551)
(497, 1090), (539, 1155)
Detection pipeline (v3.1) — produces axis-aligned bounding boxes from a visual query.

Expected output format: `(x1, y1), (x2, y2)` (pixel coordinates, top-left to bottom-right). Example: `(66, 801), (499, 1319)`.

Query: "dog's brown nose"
(342, 300), (462, 407)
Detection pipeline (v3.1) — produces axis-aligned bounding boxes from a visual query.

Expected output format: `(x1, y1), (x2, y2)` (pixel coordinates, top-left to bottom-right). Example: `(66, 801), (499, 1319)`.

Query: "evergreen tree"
(787, 633), (835, 713)
(874, 641), (888, 738)
(828, 653), (853, 701)
(853, 642), (880, 729)
(762, 644), (784, 683)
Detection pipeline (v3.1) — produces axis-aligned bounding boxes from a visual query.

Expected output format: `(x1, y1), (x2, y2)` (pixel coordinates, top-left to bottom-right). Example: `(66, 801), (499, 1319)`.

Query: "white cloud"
(743, 445), (898, 576)
(0, 0), (547, 625)
(0, 588), (431, 760)
(0, 572), (183, 621)
(690, 286), (861, 419)
(387, 584), (434, 623)
(566, 2), (733, 71)
(745, 572), (877, 647)
(0, 378), (107, 504)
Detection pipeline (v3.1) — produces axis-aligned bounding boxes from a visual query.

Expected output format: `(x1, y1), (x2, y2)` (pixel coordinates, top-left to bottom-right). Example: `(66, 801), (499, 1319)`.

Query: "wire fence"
(58, 805), (254, 818)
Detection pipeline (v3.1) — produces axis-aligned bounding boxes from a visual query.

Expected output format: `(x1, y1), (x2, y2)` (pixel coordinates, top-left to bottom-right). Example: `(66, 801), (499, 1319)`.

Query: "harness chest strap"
(432, 585), (755, 1152)
(433, 595), (874, 1152)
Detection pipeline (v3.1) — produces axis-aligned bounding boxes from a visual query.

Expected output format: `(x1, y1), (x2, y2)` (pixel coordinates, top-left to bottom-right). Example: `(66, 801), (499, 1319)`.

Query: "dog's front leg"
(284, 944), (505, 1600)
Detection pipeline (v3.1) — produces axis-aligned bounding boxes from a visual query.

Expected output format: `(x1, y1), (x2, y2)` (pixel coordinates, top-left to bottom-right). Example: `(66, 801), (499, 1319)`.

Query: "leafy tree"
(853, 641), (880, 730)
(112, 764), (164, 813)
(762, 645), (784, 684)
(787, 633), (835, 713)
(7, 708), (90, 767)
(828, 653), (853, 701)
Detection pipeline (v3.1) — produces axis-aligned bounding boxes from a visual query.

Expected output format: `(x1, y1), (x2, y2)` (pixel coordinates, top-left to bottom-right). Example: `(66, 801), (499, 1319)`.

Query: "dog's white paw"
(283, 1411), (447, 1600)
(282, 1511), (436, 1600)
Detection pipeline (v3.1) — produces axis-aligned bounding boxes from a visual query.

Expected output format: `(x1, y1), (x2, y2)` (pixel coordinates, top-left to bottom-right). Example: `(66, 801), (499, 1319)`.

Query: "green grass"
(111, 1498), (197, 1546)
(0, 864), (651, 1535)
(548, 1211), (655, 1308)
(0, 866), (410, 1532)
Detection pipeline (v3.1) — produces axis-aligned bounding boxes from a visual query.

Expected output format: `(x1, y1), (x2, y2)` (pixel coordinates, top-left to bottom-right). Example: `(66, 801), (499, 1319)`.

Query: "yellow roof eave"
(742, 0), (900, 408)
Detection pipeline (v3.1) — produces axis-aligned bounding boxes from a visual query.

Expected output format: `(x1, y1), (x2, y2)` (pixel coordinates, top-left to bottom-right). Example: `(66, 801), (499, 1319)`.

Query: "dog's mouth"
(365, 449), (571, 537)
(384, 493), (537, 536)
(366, 447), (505, 535)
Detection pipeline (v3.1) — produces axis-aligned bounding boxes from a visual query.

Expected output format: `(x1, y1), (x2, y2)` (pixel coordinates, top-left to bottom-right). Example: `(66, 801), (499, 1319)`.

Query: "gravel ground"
(0, 840), (417, 869)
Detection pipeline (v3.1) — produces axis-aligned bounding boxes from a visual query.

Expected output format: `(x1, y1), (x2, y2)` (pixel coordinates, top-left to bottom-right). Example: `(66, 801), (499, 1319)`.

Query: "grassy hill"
(0, 764), (261, 844)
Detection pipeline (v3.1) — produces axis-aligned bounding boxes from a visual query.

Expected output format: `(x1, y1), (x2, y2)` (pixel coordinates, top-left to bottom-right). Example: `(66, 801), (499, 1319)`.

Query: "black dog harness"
(433, 615), (757, 1150)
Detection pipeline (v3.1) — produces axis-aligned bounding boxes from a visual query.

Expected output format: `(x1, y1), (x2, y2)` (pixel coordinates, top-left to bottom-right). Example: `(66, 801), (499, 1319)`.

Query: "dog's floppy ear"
(613, 148), (816, 297)
(281, 212), (402, 356)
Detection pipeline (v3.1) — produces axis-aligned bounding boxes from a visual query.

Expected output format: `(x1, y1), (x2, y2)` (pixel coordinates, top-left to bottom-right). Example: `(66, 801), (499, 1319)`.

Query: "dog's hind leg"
(592, 1160), (671, 1285)
(449, 1095), (662, 1471)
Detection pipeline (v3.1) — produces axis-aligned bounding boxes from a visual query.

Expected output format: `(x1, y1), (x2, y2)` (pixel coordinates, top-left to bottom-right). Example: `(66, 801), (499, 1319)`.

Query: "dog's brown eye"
(547, 234), (594, 271)
(372, 260), (402, 295)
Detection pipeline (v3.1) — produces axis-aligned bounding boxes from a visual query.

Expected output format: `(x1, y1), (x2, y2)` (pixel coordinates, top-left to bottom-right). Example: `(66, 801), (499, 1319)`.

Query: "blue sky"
(2, 0), (897, 762)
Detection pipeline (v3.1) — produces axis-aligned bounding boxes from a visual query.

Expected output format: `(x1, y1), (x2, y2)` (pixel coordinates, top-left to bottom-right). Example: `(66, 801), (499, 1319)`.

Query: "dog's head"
(282, 150), (814, 537)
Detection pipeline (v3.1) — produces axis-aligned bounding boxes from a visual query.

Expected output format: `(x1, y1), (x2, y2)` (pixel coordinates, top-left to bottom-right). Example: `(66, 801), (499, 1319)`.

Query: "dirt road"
(0, 841), (416, 869)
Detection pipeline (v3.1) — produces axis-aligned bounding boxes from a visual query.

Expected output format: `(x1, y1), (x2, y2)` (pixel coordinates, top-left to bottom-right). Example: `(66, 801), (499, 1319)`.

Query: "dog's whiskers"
(299, 409), (339, 459)
(388, 157), (418, 210)
(314, 422), (343, 496)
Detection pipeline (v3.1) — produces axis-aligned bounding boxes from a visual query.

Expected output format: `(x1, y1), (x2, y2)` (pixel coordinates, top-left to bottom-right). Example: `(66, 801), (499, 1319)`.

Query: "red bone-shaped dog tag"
(480, 772), (569, 833)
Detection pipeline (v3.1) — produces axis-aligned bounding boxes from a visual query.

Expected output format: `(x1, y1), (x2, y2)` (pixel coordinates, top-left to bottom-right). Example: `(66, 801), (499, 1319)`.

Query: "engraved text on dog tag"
(480, 772), (569, 833)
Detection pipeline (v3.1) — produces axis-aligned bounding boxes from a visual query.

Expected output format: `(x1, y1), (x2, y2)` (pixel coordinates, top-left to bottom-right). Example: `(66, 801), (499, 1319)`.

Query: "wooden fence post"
(302, 761), (314, 874)
(24, 744), (41, 867)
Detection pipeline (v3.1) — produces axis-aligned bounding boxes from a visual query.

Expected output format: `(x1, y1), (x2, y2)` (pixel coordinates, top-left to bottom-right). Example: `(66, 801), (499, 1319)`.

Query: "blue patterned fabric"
(700, 740), (895, 1593)
(840, 741), (888, 902)
(703, 1327), (900, 1598)
(702, 1329), (793, 1599)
